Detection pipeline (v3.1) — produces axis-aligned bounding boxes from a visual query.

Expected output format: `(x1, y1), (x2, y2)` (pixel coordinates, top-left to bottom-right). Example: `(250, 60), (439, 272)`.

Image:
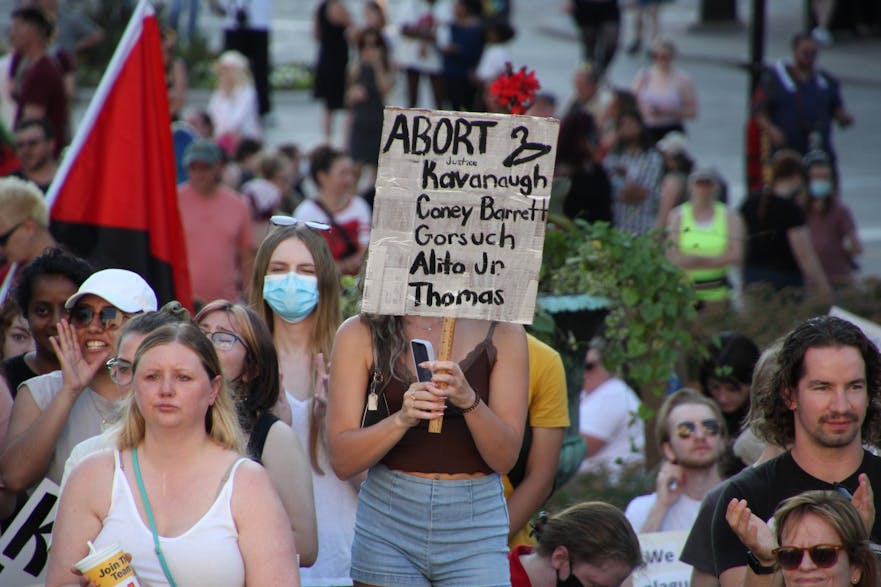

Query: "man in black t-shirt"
(684, 315), (881, 587)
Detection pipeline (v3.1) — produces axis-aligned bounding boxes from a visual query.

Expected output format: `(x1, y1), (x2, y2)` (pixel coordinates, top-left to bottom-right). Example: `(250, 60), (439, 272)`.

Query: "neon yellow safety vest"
(678, 202), (731, 301)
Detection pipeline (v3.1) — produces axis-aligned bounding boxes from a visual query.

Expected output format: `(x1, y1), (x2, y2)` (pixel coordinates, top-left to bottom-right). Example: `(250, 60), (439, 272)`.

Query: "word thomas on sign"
(362, 108), (559, 324)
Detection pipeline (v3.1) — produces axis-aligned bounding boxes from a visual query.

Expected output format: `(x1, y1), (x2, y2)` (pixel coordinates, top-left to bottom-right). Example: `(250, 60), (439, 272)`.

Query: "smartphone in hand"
(410, 339), (435, 382)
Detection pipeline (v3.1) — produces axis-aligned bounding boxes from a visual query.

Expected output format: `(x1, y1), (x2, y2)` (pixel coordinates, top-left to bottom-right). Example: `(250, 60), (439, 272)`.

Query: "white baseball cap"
(65, 269), (158, 313)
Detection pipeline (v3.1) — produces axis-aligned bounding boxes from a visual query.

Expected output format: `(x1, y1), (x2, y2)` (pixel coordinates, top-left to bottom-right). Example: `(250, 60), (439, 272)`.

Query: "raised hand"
(852, 473), (875, 535)
(50, 319), (103, 398)
(725, 498), (778, 564)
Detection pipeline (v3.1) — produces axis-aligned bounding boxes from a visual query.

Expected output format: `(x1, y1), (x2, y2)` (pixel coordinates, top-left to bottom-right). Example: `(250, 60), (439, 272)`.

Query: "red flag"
(46, 1), (192, 309)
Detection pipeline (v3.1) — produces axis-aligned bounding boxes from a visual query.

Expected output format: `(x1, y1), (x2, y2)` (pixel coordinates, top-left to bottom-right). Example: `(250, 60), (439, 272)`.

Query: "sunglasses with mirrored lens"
(270, 215), (331, 231)
(0, 222), (23, 246)
(70, 305), (128, 330)
(106, 357), (134, 386)
(676, 418), (721, 439)
(773, 545), (842, 570)
(208, 330), (243, 351)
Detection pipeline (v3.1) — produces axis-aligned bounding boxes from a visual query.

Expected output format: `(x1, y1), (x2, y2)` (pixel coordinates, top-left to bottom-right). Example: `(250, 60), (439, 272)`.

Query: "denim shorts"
(350, 464), (511, 587)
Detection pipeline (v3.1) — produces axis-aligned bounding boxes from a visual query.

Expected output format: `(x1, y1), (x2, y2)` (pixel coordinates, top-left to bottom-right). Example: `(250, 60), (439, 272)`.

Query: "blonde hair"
(0, 176), (48, 227)
(116, 322), (245, 453)
(215, 50), (253, 88)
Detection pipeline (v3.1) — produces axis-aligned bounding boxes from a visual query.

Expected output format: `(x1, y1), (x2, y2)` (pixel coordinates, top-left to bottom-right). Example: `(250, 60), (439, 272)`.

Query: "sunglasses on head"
(675, 418), (721, 439)
(270, 215), (331, 231)
(0, 222), (24, 246)
(70, 305), (129, 330)
(773, 544), (843, 571)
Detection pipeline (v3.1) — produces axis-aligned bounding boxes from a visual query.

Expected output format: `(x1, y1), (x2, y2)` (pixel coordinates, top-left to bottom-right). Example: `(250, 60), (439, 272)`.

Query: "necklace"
(88, 390), (118, 429)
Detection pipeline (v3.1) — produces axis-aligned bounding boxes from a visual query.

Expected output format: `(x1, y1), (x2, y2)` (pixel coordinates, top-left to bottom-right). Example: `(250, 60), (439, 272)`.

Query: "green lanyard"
(132, 447), (179, 587)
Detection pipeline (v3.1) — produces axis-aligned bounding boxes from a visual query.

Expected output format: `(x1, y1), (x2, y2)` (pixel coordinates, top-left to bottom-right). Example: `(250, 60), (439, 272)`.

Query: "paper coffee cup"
(74, 543), (141, 587)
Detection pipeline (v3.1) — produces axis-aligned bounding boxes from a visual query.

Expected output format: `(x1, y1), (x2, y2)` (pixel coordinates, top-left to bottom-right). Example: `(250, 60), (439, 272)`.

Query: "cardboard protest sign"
(361, 108), (559, 324)
(629, 530), (692, 587)
(0, 478), (60, 586)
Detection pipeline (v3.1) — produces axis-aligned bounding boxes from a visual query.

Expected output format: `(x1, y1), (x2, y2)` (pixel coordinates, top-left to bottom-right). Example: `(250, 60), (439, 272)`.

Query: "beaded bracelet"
(461, 394), (482, 414)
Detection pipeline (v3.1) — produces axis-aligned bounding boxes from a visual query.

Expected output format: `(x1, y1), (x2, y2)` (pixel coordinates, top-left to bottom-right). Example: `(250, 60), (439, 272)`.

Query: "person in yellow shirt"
(504, 334), (570, 546)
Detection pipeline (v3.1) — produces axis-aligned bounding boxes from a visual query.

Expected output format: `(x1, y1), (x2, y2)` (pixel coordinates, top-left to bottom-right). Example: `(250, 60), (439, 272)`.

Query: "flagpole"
(46, 0), (153, 209)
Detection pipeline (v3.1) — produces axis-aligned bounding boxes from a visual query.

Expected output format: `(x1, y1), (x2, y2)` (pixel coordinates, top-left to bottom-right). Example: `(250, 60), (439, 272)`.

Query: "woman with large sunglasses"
(195, 300), (318, 567)
(0, 269), (157, 491)
(249, 218), (356, 585)
(726, 490), (879, 587)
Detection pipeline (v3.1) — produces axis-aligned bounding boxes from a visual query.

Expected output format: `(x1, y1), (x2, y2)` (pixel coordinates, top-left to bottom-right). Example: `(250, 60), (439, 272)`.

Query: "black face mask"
(557, 568), (585, 587)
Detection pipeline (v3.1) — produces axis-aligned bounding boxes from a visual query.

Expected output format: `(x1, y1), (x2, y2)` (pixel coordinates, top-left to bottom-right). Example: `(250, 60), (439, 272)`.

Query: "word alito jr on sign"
(362, 108), (559, 324)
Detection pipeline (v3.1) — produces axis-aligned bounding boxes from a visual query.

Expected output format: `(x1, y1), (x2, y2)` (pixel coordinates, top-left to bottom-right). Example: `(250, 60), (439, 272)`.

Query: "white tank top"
(93, 450), (246, 587)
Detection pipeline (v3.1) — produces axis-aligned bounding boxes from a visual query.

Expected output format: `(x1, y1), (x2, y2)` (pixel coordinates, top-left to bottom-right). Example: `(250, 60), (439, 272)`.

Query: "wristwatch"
(747, 551), (776, 575)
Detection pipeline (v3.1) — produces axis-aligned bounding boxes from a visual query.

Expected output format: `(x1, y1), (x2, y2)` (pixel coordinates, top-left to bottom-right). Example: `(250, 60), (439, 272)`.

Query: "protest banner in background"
(629, 530), (692, 587)
(0, 479), (60, 586)
(361, 107), (559, 324)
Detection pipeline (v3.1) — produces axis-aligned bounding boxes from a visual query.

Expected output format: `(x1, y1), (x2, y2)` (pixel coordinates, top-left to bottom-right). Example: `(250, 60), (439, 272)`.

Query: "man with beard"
(11, 118), (57, 193)
(625, 389), (725, 533)
(703, 316), (881, 587)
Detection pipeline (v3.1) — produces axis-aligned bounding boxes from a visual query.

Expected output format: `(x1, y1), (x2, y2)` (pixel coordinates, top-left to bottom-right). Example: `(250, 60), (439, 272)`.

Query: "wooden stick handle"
(428, 317), (456, 434)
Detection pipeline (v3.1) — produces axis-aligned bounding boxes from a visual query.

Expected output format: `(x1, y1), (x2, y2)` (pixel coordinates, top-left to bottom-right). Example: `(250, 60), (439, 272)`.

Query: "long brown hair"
(248, 225), (341, 472)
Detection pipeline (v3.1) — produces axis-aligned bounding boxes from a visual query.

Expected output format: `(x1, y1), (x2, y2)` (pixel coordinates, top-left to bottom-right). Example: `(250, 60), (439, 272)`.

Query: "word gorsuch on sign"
(362, 108), (559, 323)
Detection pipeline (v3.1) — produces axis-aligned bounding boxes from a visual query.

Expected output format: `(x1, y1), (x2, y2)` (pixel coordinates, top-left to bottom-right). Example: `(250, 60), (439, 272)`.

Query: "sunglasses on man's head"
(270, 215), (331, 231)
(773, 544), (843, 571)
(0, 222), (23, 246)
(675, 418), (721, 439)
(70, 305), (128, 330)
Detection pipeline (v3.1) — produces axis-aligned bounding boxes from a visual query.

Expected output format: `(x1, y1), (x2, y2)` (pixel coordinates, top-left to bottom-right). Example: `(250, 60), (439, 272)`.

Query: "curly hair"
(755, 316), (881, 448)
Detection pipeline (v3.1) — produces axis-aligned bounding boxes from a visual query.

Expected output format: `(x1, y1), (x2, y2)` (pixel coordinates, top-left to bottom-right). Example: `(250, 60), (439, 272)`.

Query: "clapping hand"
(726, 498), (778, 565)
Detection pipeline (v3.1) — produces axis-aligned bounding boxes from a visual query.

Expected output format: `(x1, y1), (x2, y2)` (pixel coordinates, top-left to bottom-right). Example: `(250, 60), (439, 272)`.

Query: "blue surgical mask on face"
(810, 179), (832, 199)
(262, 272), (319, 323)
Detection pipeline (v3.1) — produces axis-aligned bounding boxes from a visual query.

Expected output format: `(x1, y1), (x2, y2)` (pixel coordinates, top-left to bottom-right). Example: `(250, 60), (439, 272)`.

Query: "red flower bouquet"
(489, 63), (541, 115)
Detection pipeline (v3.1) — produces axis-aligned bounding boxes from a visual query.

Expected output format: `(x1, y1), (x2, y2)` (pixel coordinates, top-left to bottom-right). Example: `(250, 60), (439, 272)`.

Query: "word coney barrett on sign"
(362, 107), (559, 324)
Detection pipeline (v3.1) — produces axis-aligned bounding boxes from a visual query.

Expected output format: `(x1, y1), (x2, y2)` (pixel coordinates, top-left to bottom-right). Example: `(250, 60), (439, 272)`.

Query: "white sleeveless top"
(93, 450), (247, 587)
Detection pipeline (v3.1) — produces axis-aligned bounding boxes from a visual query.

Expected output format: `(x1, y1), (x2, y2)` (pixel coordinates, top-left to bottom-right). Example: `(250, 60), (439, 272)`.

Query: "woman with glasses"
(727, 490), (879, 587)
(0, 269), (157, 491)
(249, 219), (355, 585)
(195, 300), (318, 567)
(293, 145), (372, 275)
(47, 322), (301, 586)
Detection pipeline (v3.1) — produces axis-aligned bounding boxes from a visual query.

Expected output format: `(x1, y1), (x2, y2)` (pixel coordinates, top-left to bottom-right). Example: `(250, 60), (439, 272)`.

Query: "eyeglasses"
(270, 215), (330, 231)
(208, 330), (244, 351)
(675, 418), (722, 439)
(106, 357), (134, 386)
(584, 361), (597, 371)
(773, 545), (843, 570)
(70, 305), (129, 330)
(0, 222), (23, 246)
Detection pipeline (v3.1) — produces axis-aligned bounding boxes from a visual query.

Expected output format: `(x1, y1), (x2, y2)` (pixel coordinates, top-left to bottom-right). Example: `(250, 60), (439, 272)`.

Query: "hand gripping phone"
(410, 339), (435, 382)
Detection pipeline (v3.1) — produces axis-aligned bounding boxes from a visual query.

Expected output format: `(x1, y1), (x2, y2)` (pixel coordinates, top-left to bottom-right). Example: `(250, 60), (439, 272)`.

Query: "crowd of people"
(0, 1), (877, 587)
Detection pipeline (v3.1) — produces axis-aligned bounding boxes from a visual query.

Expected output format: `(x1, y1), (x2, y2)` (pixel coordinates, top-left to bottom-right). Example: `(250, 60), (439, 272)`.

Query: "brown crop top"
(380, 322), (497, 475)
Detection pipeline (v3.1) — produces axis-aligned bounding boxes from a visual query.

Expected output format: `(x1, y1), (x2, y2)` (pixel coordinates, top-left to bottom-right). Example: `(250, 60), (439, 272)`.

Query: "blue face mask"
(810, 180), (832, 199)
(262, 272), (319, 323)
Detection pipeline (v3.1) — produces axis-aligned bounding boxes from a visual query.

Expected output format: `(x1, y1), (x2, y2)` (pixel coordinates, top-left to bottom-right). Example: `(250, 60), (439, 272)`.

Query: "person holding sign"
(725, 490), (879, 587)
(327, 313), (528, 586)
(510, 501), (644, 587)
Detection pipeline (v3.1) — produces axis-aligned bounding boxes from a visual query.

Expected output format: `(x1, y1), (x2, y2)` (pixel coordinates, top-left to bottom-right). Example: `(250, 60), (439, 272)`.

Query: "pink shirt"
(807, 199), (857, 287)
(178, 182), (254, 303)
